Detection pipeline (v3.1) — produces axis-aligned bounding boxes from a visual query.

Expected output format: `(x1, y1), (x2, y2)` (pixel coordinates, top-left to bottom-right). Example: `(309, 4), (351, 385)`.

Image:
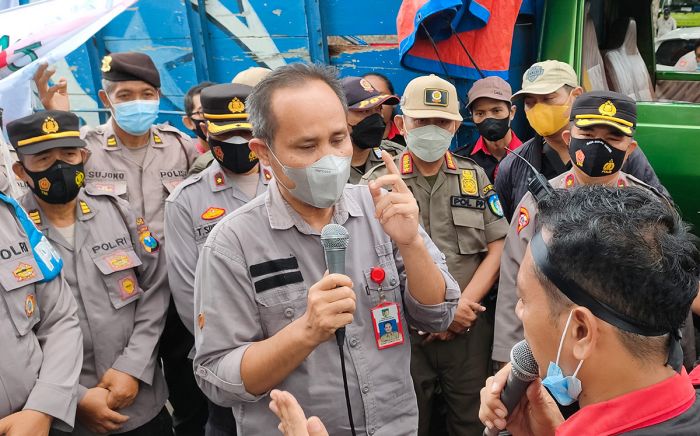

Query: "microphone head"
(320, 224), (350, 250)
(510, 340), (539, 382)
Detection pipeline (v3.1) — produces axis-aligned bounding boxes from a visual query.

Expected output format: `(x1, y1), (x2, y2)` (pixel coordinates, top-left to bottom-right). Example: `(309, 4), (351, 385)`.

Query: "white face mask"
(405, 124), (454, 162)
(268, 146), (351, 208)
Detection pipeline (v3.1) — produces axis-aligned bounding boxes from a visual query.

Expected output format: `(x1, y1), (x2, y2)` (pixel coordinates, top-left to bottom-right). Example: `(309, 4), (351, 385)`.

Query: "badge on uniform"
(516, 207), (530, 234)
(368, 266), (404, 350)
(487, 194), (504, 218)
(459, 170), (478, 196)
(119, 276), (137, 300)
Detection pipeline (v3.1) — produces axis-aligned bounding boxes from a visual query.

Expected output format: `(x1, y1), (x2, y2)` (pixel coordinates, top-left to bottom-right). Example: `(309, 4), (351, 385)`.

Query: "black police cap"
(570, 90), (637, 136)
(7, 110), (86, 155)
(200, 83), (253, 136)
(101, 52), (161, 89)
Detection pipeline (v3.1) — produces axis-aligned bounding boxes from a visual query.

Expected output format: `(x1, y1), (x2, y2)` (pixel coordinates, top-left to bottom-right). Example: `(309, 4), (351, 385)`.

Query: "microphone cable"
(336, 329), (357, 436)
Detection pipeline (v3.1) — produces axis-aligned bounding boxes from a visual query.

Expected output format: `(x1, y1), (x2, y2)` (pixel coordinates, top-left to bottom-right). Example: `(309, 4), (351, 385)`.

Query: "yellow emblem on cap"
(602, 159), (616, 174)
(460, 170), (478, 196)
(360, 79), (374, 92)
(101, 55), (112, 73)
(41, 117), (59, 134)
(228, 97), (245, 114)
(431, 90), (442, 102)
(598, 100), (617, 117)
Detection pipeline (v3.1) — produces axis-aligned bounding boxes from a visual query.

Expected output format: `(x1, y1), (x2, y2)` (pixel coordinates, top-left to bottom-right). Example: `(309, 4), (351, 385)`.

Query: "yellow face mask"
(525, 102), (571, 137)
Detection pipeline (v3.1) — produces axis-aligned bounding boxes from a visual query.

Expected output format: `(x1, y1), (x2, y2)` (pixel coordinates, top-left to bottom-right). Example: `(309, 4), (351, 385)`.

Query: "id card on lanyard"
(368, 266), (404, 350)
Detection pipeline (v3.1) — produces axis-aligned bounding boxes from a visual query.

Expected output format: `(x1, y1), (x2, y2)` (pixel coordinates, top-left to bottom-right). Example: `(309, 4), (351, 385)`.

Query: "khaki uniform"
(81, 122), (198, 239)
(493, 170), (657, 362)
(19, 189), (169, 434)
(348, 139), (404, 184)
(164, 160), (271, 336)
(0, 200), (83, 431)
(362, 151), (508, 436)
(193, 181), (460, 436)
(188, 150), (214, 176)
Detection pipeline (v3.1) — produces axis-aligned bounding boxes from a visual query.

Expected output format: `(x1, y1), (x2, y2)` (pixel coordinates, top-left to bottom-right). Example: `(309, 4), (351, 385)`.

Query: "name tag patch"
(450, 196), (485, 210)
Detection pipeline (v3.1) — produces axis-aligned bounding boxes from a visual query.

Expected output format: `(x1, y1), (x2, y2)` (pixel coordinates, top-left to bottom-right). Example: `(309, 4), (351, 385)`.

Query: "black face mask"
(475, 117), (510, 142)
(190, 118), (207, 141)
(350, 113), (386, 149)
(25, 160), (84, 204)
(568, 137), (626, 178)
(209, 137), (258, 174)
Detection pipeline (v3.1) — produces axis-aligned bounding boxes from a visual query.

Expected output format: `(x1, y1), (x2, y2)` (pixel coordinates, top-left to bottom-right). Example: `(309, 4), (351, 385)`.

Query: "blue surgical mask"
(108, 97), (159, 135)
(542, 310), (584, 406)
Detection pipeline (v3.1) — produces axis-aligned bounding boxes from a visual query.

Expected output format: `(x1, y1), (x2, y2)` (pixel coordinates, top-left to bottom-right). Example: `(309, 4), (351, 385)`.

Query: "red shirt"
(557, 369), (697, 436)
(469, 131), (522, 182)
(471, 131), (522, 157)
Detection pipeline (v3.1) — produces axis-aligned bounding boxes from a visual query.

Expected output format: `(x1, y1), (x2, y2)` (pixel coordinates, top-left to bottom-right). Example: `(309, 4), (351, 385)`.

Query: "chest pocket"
(0, 259), (42, 337)
(160, 170), (187, 194)
(363, 242), (402, 307)
(451, 207), (487, 255)
(91, 247), (143, 309)
(86, 172), (128, 199)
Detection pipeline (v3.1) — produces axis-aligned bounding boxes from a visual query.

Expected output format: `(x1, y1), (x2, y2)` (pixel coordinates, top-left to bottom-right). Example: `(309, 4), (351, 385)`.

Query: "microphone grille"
(320, 224), (350, 250)
(510, 340), (539, 382)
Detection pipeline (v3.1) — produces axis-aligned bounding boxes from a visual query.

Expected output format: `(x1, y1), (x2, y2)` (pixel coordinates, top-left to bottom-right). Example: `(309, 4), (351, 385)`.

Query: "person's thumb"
(525, 379), (549, 406)
(306, 416), (329, 436)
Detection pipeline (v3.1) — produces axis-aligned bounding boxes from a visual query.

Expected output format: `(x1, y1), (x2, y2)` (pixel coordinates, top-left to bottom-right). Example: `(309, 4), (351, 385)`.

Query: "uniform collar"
(265, 180), (363, 234)
(556, 369), (696, 436)
(207, 160), (273, 193)
(472, 131), (522, 157)
(552, 169), (630, 190)
(21, 189), (97, 230)
(398, 150), (460, 178)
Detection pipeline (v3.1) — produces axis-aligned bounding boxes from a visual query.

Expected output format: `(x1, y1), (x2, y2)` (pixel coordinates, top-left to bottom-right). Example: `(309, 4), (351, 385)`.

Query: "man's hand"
(368, 151), (420, 247)
(449, 295), (485, 334)
(97, 368), (139, 410)
(33, 63), (70, 111)
(77, 387), (130, 434)
(269, 389), (329, 436)
(301, 273), (356, 346)
(0, 409), (52, 436)
(479, 364), (563, 436)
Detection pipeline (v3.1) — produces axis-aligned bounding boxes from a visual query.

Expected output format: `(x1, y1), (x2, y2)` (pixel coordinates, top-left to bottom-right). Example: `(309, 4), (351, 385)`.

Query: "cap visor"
(401, 108), (463, 122)
(349, 94), (400, 111)
(574, 118), (633, 136)
(511, 82), (567, 100)
(207, 120), (253, 135)
(14, 137), (86, 155)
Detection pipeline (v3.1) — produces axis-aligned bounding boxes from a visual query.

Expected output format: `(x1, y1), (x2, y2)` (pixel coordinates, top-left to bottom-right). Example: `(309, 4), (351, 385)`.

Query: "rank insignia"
(201, 207), (226, 221)
(42, 117), (59, 134)
(79, 200), (91, 215)
(28, 210), (41, 226)
(444, 152), (456, 170)
(487, 194), (504, 218)
(108, 254), (132, 271)
(459, 170), (478, 196)
(372, 147), (382, 160)
(153, 133), (163, 144)
(106, 135), (118, 148)
(602, 159), (615, 174)
(119, 277), (137, 300)
(424, 88), (448, 107)
(214, 172), (225, 186)
(401, 153), (413, 175)
(482, 184), (494, 196)
(565, 174), (575, 188)
(575, 149), (585, 167)
(13, 263), (35, 282)
(617, 178), (627, 188)
(25, 294), (36, 317)
(263, 168), (272, 181)
(198, 312), (206, 329)
(140, 231), (159, 253)
(516, 207), (530, 234)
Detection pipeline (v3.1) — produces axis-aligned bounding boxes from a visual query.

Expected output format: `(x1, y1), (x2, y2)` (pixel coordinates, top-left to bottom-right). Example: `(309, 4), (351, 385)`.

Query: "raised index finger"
(378, 150), (410, 193)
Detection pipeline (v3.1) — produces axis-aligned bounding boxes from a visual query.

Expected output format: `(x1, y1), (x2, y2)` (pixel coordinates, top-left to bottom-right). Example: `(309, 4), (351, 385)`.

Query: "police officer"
(182, 81), (216, 176)
(9, 110), (171, 435)
(0, 146), (82, 434)
(341, 76), (403, 183)
(493, 91), (684, 366)
(192, 63), (460, 436)
(362, 74), (508, 436)
(165, 83), (272, 436)
(494, 60), (668, 222)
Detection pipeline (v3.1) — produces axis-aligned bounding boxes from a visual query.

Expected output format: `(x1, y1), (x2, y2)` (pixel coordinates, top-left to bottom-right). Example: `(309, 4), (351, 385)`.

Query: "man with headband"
(479, 185), (700, 434)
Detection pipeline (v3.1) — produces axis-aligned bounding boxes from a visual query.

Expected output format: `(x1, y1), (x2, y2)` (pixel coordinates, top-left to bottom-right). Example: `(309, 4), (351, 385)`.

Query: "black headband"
(530, 231), (683, 372)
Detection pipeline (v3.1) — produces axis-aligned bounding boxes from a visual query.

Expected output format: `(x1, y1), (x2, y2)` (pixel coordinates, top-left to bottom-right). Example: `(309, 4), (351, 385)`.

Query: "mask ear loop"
(265, 144), (292, 192)
(555, 309), (575, 366)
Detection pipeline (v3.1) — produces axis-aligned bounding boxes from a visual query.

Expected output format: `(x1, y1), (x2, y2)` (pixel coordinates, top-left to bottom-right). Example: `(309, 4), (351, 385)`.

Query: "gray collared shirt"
(193, 181), (459, 436)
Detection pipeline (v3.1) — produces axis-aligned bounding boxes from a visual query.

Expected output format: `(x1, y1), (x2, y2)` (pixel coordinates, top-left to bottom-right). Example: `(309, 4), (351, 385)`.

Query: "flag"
(0, 0), (136, 127)
(397, 0), (523, 80)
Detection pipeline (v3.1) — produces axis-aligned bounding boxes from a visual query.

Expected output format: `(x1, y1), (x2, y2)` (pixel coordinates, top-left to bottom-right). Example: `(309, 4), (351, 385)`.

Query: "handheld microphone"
(483, 340), (539, 436)
(505, 148), (555, 203)
(320, 223), (350, 343)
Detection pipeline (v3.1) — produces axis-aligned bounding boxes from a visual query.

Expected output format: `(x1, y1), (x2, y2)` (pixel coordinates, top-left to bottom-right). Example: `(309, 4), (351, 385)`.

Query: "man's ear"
(394, 114), (406, 135)
(571, 86), (584, 99)
(98, 89), (110, 109)
(571, 307), (598, 362)
(182, 116), (194, 130)
(80, 148), (91, 164)
(12, 161), (31, 185)
(624, 139), (638, 161)
(201, 121), (209, 138)
(249, 138), (270, 166)
(562, 129), (572, 146)
(510, 104), (517, 120)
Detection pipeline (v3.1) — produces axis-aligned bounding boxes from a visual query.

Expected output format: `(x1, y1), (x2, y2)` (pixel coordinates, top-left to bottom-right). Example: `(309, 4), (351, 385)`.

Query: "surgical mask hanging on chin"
(525, 102), (570, 137)
(405, 124), (454, 163)
(542, 310), (584, 406)
(107, 95), (160, 136)
(568, 137), (626, 178)
(267, 146), (351, 209)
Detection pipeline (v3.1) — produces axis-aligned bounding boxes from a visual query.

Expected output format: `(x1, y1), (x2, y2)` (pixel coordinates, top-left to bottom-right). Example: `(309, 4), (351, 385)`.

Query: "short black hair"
(362, 72), (395, 95)
(535, 186), (699, 359)
(694, 39), (700, 52)
(184, 81), (215, 117)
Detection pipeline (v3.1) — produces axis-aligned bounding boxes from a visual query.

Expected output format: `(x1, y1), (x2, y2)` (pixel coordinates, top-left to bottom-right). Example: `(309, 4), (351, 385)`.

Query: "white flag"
(0, 0), (136, 127)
